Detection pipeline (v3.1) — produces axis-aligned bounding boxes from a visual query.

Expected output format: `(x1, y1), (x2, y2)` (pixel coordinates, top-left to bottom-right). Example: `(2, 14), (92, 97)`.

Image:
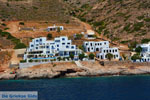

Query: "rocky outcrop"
(1, 61), (150, 80)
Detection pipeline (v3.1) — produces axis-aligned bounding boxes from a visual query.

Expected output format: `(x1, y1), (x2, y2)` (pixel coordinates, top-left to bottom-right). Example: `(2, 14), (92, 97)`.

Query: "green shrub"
(89, 53), (95, 60)
(141, 38), (150, 43)
(124, 23), (131, 32)
(70, 53), (74, 60)
(14, 43), (27, 49)
(144, 18), (150, 22)
(29, 59), (33, 62)
(137, 15), (144, 20)
(20, 60), (26, 63)
(120, 40), (130, 44)
(75, 34), (83, 40)
(1, 23), (6, 26)
(135, 46), (142, 53)
(106, 53), (114, 61)
(133, 22), (144, 31)
(128, 41), (138, 51)
(57, 57), (62, 61)
(19, 22), (25, 25)
(131, 54), (141, 60)
(47, 33), (52, 40)
(79, 53), (85, 61)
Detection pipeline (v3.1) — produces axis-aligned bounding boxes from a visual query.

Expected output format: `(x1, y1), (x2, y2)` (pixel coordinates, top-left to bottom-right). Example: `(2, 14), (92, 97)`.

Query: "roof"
(87, 30), (95, 35)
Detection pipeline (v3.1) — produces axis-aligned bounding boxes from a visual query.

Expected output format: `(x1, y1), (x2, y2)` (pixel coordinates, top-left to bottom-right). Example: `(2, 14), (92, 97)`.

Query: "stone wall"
(102, 61), (150, 66)
(19, 61), (73, 68)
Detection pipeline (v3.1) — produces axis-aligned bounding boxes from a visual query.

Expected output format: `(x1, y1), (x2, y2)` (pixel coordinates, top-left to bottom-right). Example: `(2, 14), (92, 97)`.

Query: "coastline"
(1, 61), (150, 80)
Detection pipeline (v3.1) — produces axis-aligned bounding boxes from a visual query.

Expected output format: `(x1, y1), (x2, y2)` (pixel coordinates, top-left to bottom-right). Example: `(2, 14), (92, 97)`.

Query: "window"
(66, 46), (69, 48)
(90, 43), (92, 46)
(62, 38), (65, 40)
(36, 47), (38, 49)
(95, 43), (97, 46)
(107, 50), (108, 53)
(57, 48), (59, 51)
(46, 46), (49, 49)
(31, 45), (33, 47)
(36, 40), (39, 42)
(104, 42), (106, 45)
(109, 50), (111, 52)
(71, 46), (74, 49)
(115, 49), (117, 52)
(104, 50), (105, 53)
(55, 40), (60, 42)
(36, 44), (38, 46)
(100, 43), (102, 45)
(57, 45), (59, 47)
(67, 42), (70, 45)
(62, 43), (65, 45)
(40, 39), (42, 41)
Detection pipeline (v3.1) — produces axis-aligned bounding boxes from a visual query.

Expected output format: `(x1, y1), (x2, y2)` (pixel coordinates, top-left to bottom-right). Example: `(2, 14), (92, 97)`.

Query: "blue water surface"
(0, 75), (150, 100)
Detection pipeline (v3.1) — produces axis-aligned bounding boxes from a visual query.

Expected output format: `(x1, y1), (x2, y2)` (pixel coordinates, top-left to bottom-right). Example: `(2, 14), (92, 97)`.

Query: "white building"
(24, 36), (82, 61)
(84, 30), (96, 39)
(47, 24), (64, 32)
(83, 41), (109, 52)
(136, 42), (150, 62)
(83, 41), (120, 60)
(96, 48), (120, 60)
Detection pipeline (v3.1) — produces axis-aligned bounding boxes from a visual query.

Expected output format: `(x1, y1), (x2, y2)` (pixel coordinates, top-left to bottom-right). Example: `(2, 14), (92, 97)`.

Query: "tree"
(106, 53), (114, 61)
(89, 53), (95, 60)
(19, 22), (24, 25)
(47, 33), (52, 40)
(79, 45), (84, 51)
(131, 54), (141, 61)
(69, 53), (74, 60)
(57, 57), (62, 61)
(128, 41), (138, 51)
(79, 53), (85, 61)
(57, 27), (61, 33)
(75, 34), (83, 40)
(135, 46), (142, 53)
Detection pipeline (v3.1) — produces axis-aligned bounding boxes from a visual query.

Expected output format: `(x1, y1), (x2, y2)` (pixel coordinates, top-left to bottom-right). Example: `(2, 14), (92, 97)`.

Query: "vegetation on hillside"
(64, 0), (150, 45)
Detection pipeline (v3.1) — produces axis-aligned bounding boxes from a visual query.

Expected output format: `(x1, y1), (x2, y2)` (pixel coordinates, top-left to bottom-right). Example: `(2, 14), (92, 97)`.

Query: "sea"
(0, 75), (150, 100)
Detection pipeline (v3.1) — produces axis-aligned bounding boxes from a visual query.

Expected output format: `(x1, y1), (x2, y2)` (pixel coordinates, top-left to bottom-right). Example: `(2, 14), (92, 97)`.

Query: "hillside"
(0, 0), (70, 22)
(64, 0), (150, 46)
(0, 0), (150, 48)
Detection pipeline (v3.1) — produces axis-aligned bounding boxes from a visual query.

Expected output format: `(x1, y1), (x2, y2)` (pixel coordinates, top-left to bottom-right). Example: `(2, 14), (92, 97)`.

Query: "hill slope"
(65, 0), (150, 45)
(0, 0), (70, 22)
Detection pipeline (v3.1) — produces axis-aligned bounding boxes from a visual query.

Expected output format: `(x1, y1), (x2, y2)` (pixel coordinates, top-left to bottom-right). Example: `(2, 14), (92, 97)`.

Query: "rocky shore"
(0, 61), (150, 80)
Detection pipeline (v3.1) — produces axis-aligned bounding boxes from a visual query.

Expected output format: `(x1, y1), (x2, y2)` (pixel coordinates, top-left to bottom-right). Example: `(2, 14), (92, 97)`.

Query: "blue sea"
(0, 75), (150, 100)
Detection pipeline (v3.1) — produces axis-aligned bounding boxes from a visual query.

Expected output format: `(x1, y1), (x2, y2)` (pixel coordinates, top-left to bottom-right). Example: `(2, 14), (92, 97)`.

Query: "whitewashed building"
(136, 42), (150, 62)
(83, 41), (109, 52)
(47, 24), (64, 32)
(83, 41), (120, 60)
(96, 48), (120, 60)
(84, 30), (96, 39)
(24, 36), (82, 61)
